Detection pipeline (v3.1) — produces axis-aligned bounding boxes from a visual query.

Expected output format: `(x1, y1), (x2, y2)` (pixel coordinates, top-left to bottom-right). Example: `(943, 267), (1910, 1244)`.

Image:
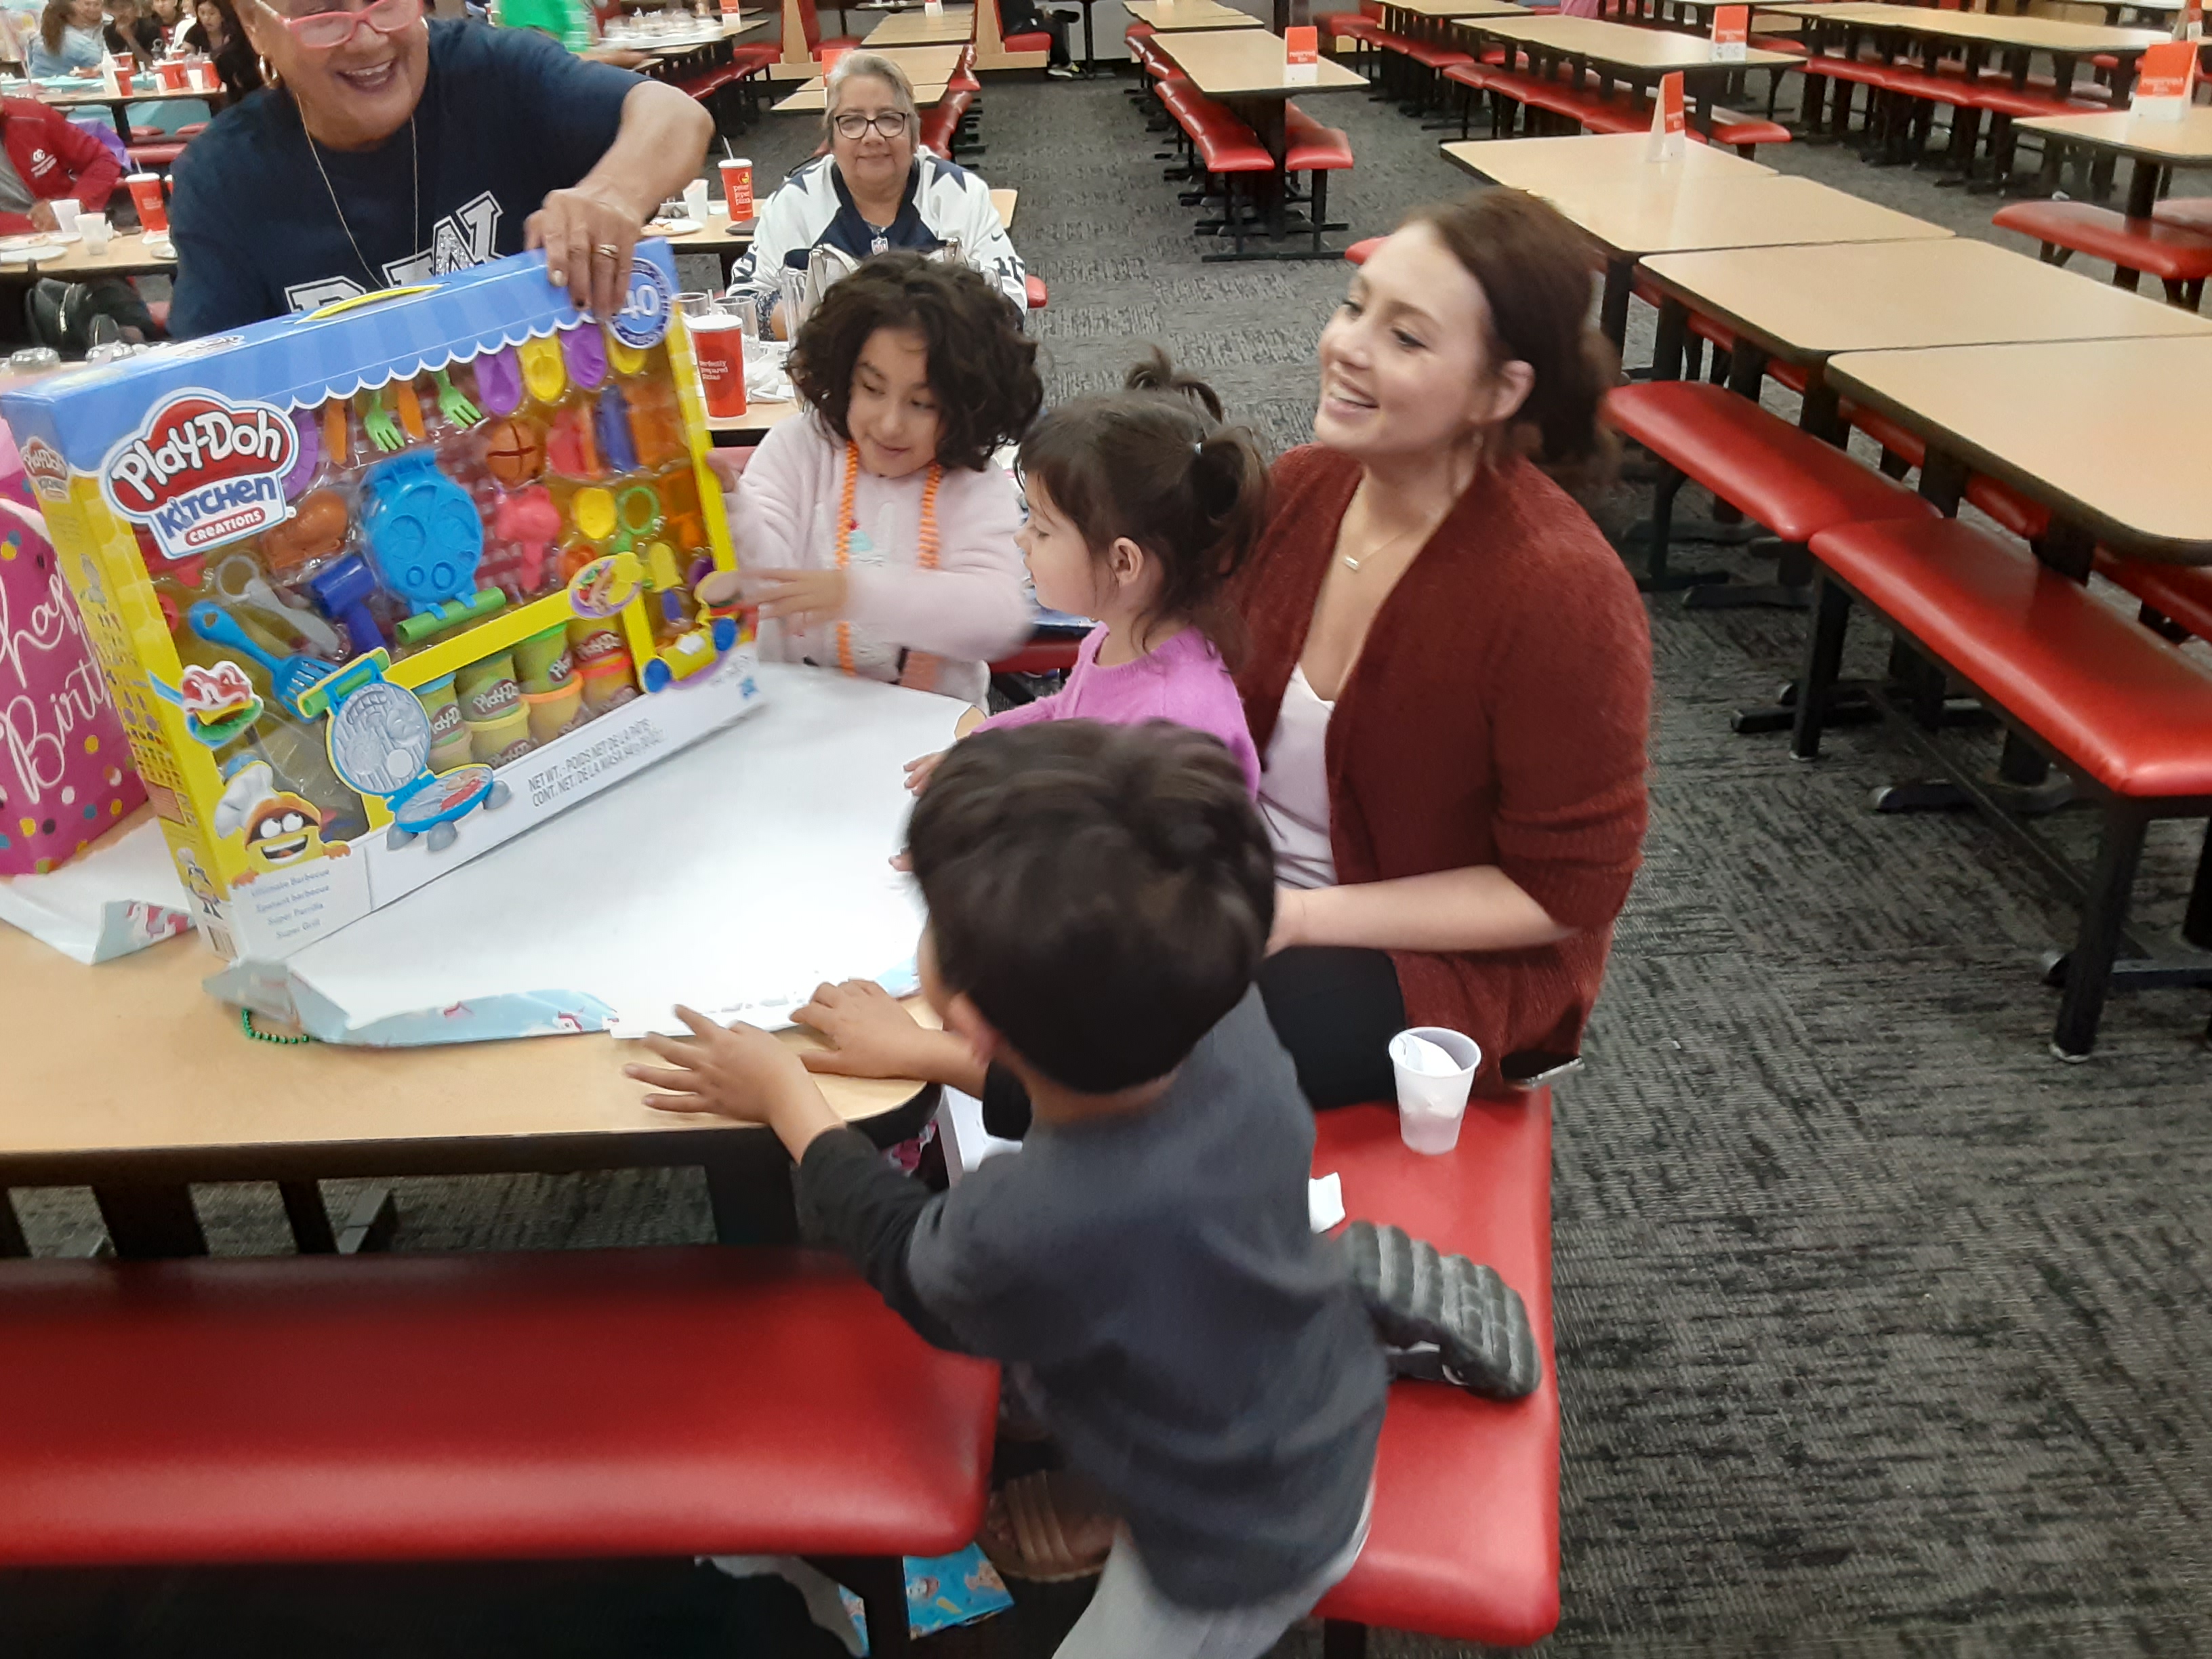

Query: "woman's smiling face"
(241, 0), (431, 150)
(1315, 221), (1531, 464)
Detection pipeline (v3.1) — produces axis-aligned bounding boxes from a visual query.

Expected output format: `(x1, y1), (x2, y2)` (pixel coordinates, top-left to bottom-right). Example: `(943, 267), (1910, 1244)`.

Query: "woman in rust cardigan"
(1240, 190), (1653, 1107)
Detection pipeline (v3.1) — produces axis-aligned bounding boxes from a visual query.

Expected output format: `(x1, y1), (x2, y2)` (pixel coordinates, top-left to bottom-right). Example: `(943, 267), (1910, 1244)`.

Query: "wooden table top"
(1472, 14), (1801, 70)
(1828, 337), (2212, 562)
(0, 924), (926, 1166)
(1764, 1), (2168, 54)
(1156, 28), (1368, 94)
(1383, 0), (1530, 19)
(1521, 171), (1951, 259)
(654, 213), (754, 250)
(777, 77), (951, 108)
(1123, 0), (1264, 26)
(863, 6), (976, 43)
(2015, 106), (2212, 167)
(1442, 130), (1776, 190)
(1639, 237), (2212, 361)
(10, 229), (175, 279)
(37, 81), (216, 104)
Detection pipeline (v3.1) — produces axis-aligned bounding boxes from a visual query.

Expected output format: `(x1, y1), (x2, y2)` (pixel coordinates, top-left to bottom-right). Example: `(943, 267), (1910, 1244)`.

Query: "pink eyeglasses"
(270, 0), (420, 52)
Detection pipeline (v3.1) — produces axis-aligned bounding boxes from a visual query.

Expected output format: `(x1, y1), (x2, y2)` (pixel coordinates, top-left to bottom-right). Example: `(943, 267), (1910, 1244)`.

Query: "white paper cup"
(682, 179), (711, 222)
(48, 198), (78, 233)
(1390, 1026), (1480, 1155)
(79, 215), (110, 254)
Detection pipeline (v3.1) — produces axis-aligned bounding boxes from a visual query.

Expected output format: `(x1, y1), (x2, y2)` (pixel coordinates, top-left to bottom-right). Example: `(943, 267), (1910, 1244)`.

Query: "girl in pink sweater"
(907, 352), (1270, 794)
(733, 253), (1042, 705)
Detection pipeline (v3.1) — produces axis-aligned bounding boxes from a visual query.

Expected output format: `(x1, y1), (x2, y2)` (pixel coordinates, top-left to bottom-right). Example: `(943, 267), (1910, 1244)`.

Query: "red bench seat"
(1311, 1091), (1559, 1649)
(1608, 380), (1933, 542)
(1993, 200), (2212, 307)
(0, 1247), (998, 1577)
(1800, 518), (2212, 1056)
(2095, 551), (2212, 647)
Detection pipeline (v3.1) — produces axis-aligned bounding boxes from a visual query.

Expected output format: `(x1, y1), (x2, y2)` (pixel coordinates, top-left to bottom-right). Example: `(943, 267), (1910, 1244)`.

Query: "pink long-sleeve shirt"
(976, 624), (1263, 794)
(732, 414), (1031, 705)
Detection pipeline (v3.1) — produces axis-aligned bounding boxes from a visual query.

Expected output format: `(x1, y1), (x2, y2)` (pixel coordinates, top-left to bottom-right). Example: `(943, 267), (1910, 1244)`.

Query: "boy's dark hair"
(789, 252), (1044, 473)
(1016, 348), (1269, 662)
(908, 720), (1276, 1093)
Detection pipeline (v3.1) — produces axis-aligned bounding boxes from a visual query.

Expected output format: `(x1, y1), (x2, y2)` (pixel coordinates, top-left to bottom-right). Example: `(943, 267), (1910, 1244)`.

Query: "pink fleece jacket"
(975, 623), (1262, 794)
(732, 414), (1031, 705)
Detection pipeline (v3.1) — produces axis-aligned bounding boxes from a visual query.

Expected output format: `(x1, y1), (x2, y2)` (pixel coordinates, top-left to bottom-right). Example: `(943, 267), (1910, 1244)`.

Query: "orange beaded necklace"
(835, 439), (944, 691)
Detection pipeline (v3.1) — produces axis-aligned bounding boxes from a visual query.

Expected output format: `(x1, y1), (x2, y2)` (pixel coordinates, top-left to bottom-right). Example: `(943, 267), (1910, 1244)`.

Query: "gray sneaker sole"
(1343, 1219), (1543, 1401)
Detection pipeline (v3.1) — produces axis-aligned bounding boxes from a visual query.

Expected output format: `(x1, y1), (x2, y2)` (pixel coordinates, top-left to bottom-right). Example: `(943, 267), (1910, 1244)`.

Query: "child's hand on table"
(628, 1006), (843, 1160)
(794, 980), (987, 1095)
(903, 749), (947, 795)
(750, 569), (848, 634)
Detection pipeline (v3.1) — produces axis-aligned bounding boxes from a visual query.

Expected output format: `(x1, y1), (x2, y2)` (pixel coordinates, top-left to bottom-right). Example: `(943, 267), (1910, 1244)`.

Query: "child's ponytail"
(1017, 350), (1272, 665)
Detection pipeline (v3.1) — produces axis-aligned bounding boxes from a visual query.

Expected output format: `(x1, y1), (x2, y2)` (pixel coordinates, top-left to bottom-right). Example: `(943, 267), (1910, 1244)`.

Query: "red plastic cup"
(113, 51), (134, 74)
(718, 157), (752, 223)
(689, 312), (747, 419)
(125, 173), (167, 236)
(157, 60), (188, 90)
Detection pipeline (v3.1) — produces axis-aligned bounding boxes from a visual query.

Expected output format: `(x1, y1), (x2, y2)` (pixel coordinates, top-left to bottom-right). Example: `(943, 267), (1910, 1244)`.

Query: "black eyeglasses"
(832, 111), (910, 140)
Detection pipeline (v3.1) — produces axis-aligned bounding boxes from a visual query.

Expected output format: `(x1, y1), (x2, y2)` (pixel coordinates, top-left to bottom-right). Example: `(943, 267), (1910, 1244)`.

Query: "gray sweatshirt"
(797, 988), (1387, 1610)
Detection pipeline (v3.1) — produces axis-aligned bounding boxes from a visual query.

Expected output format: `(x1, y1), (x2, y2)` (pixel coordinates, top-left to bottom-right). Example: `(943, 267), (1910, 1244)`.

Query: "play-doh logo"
(610, 255), (674, 350)
(98, 391), (299, 562)
(19, 437), (67, 504)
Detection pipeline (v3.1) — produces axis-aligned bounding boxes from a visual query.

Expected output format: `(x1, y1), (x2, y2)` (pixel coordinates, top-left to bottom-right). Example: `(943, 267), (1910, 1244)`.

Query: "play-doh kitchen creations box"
(1, 243), (762, 962)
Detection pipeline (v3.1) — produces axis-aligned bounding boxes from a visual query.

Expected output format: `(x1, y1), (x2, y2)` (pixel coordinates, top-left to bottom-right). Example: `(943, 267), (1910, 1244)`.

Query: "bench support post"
(92, 1183), (207, 1260)
(2054, 804), (2151, 1060)
(806, 1555), (914, 1656)
(1322, 1618), (1369, 1658)
(0, 1190), (26, 1258)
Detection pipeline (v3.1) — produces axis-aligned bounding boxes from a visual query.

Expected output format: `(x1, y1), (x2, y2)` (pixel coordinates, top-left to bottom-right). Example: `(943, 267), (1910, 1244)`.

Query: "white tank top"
(1258, 665), (1337, 889)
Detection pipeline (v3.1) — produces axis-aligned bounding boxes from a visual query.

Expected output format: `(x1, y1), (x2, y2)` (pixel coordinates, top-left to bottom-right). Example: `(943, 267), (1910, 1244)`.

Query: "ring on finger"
(594, 243), (621, 260)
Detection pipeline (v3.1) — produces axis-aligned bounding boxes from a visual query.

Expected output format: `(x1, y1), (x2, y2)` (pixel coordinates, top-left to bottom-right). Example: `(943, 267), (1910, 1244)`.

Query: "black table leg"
(279, 1181), (400, 1254)
(703, 1132), (800, 1245)
(91, 1183), (207, 1260)
(0, 1191), (26, 1258)
(2123, 156), (2162, 222)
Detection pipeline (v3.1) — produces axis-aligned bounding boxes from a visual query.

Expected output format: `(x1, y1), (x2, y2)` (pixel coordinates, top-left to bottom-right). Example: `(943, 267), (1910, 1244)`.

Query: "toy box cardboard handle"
(303, 285), (440, 323)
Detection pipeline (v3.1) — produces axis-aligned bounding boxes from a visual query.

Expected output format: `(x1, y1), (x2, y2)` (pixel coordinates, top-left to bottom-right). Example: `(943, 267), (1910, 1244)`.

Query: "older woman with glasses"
(726, 52), (1027, 335)
(166, 0), (712, 335)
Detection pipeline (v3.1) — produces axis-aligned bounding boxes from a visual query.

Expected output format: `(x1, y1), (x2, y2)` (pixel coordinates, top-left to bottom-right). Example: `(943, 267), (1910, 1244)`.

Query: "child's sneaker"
(1342, 1220), (1542, 1401)
(1045, 62), (1080, 78)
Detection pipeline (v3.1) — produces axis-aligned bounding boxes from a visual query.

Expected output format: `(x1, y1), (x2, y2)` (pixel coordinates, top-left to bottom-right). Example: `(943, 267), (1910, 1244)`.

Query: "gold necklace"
(306, 112), (418, 291)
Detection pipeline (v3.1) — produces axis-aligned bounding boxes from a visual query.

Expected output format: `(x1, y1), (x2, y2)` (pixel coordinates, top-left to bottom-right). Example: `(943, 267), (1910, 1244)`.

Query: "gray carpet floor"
(12, 60), (2212, 1659)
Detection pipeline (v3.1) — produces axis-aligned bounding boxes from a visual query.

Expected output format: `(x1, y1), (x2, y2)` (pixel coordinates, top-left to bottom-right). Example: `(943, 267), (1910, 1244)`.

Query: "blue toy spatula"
(188, 602), (335, 717)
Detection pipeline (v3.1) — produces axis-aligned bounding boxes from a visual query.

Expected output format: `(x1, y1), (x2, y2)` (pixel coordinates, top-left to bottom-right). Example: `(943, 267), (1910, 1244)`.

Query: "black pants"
(1256, 946), (1406, 1111)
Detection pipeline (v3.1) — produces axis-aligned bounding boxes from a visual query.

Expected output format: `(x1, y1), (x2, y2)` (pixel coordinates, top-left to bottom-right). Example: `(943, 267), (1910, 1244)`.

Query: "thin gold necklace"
(306, 112), (418, 291)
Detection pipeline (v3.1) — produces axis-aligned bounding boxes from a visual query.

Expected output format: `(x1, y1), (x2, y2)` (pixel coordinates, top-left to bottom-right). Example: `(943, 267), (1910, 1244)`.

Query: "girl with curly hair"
(732, 250), (1041, 705)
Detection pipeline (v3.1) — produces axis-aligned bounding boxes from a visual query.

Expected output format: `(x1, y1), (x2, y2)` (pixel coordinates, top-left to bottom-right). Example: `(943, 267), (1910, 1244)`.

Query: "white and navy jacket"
(725, 152), (1027, 322)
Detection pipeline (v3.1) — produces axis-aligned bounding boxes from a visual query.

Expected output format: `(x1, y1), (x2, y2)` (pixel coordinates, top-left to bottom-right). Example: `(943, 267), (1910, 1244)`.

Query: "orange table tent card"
(1712, 4), (1747, 60)
(2133, 39), (2198, 117)
(1647, 70), (1686, 161)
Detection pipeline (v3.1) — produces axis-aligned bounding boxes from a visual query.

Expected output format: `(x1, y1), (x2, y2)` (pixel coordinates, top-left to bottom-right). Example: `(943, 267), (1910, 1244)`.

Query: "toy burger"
(178, 659), (264, 744)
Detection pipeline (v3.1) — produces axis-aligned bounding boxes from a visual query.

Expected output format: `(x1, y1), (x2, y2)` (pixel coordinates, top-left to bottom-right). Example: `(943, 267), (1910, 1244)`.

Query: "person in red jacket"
(1235, 188), (1652, 1108)
(0, 98), (121, 236)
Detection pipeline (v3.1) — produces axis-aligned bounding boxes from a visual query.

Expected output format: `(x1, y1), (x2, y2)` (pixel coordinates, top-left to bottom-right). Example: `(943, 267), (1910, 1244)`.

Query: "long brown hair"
(1017, 349), (1269, 663)
(39, 0), (83, 56)
(1401, 190), (1619, 483)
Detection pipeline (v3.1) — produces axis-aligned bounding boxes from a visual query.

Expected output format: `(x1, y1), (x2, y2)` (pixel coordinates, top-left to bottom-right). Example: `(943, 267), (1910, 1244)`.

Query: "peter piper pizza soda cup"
(124, 173), (167, 236)
(718, 158), (753, 222)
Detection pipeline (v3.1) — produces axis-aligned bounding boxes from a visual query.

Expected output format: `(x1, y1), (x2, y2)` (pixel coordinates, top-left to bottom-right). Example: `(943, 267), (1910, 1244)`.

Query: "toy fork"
(432, 367), (481, 428)
(361, 390), (405, 453)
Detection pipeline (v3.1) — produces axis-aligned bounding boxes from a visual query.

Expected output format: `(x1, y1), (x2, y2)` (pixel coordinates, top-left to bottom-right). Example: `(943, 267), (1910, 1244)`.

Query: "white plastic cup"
(1390, 1027), (1480, 1155)
(682, 178), (710, 222)
(48, 198), (78, 234)
(79, 214), (110, 254)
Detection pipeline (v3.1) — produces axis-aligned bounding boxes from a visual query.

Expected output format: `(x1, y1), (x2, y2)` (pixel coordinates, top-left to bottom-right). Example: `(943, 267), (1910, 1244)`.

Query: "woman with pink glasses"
(167, 0), (710, 334)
